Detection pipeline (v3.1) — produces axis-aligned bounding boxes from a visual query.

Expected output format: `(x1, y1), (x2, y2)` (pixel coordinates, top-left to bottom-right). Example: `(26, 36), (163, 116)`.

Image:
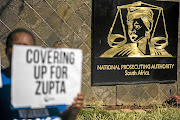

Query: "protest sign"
(11, 45), (82, 108)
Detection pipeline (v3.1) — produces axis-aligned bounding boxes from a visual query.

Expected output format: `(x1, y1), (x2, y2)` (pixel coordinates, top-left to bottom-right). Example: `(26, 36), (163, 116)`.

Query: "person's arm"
(60, 92), (84, 120)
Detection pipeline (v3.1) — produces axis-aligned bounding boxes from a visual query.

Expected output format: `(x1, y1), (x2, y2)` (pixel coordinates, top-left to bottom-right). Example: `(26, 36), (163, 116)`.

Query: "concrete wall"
(0, 0), (179, 106)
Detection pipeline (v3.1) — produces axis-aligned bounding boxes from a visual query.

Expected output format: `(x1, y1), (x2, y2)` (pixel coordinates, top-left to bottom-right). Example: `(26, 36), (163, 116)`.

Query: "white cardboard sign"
(11, 45), (82, 108)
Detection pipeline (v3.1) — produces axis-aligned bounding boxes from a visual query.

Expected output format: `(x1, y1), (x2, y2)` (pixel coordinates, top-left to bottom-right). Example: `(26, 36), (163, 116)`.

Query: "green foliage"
(77, 107), (180, 120)
(90, 101), (104, 109)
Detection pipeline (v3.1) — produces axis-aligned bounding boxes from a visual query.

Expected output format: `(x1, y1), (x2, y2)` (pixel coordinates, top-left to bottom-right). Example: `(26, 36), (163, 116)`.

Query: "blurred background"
(0, 0), (179, 106)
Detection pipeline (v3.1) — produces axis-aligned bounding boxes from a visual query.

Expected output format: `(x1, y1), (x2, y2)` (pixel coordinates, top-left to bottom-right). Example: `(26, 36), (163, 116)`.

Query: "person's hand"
(60, 92), (84, 120)
(71, 92), (84, 113)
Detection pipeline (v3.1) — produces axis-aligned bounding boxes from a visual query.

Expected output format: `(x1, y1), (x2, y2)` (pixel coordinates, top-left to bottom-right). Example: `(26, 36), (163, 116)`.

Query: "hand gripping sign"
(11, 45), (82, 108)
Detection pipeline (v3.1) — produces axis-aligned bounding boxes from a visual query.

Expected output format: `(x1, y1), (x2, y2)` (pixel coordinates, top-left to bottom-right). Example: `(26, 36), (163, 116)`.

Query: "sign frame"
(91, 0), (179, 86)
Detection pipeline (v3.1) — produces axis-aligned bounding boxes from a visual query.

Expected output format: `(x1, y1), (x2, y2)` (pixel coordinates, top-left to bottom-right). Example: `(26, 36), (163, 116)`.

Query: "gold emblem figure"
(100, 1), (172, 57)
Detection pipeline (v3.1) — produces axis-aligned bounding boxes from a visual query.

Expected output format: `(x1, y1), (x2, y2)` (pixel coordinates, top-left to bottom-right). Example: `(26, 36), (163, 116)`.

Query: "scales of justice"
(100, 1), (172, 58)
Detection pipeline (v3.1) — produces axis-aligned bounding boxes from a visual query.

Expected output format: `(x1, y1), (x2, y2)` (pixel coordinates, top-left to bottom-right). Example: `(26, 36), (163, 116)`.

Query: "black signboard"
(92, 0), (179, 86)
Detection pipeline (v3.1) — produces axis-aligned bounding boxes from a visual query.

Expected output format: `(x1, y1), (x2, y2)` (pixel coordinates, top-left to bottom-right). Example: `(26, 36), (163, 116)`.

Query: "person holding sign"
(0, 28), (84, 120)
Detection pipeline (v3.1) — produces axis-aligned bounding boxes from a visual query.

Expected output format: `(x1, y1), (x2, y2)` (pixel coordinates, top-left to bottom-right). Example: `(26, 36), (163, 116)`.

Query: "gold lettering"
(97, 65), (120, 70)
(98, 64), (174, 71)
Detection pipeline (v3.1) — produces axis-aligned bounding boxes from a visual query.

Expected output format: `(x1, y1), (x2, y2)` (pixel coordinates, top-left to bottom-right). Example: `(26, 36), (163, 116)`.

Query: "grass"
(77, 104), (180, 120)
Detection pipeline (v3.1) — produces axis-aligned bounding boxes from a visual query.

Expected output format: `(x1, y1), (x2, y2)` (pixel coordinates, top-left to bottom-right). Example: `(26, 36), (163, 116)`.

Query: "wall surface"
(0, 0), (179, 106)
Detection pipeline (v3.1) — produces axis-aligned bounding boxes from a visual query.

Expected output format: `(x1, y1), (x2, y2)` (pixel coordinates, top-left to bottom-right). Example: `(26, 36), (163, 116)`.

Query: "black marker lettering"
(35, 81), (41, 95)
(41, 50), (47, 63)
(49, 81), (55, 94)
(54, 51), (59, 63)
(70, 52), (75, 64)
(60, 81), (66, 93)
(56, 66), (61, 79)
(50, 66), (55, 79)
(63, 66), (68, 79)
(48, 50), (52, 64)
(34, 66), (40, 79)
(34, 50), (39, 63)
(63, 52), (68, 64)
(42, 81), (48, 95)
(41, 66), (47, 79)
(26, 49), (32, 63)
(56, 81), (60, 93)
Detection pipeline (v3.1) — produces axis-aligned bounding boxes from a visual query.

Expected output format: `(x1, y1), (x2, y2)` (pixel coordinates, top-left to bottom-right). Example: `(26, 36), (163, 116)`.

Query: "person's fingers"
(72, 99), (83, 105)
(76, 93), (84, 101)
(74, 100), (83, 105)
(74, 104), (83, 109)
(72, 100), (82, 106)
(78, 92), (84, 96)
(77, 95), (84, 101)
(71, 101), (76, 107)
(71, 92), (84, 108)
(71, 100), (83, 109)
(74, 97), (78, 101)
(74, 96), (83, 103)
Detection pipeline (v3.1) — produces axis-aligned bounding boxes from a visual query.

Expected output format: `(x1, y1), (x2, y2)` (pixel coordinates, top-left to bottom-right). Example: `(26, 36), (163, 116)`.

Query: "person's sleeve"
(56, 105), (67, 112)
